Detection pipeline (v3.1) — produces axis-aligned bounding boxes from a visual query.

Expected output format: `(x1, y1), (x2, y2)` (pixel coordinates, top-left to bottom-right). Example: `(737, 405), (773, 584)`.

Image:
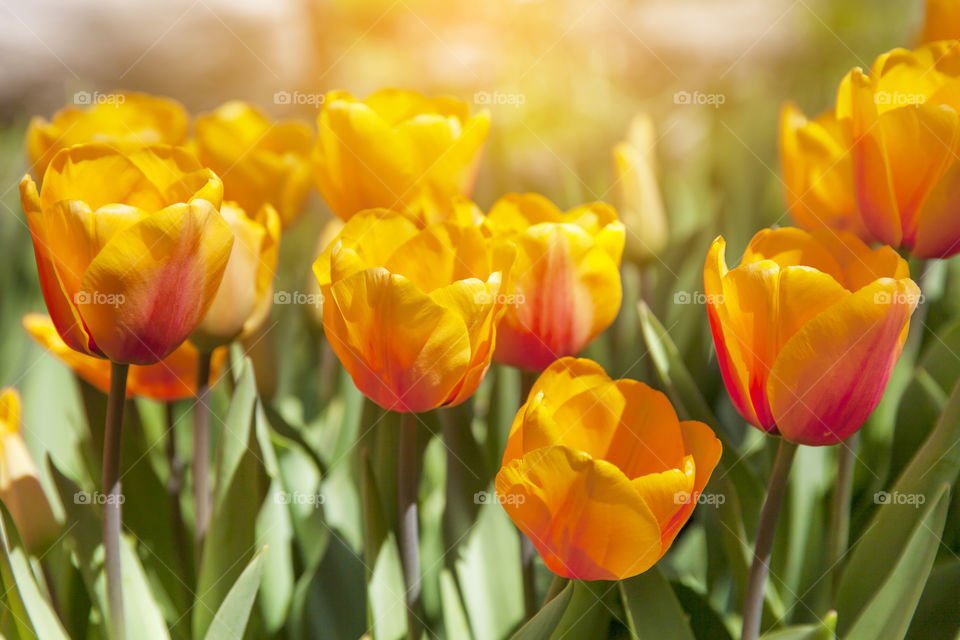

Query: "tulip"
(313, 208), (513, 412)
(485, 193), (625, 371)
(23, 314), (225, 402)
(190, 202), (281, 350)
(193, 101), (313, 228)
(495, 357), (722, 581)
(26, 90), (188, 178)
(779, 102), (872, 242)
(920, 0), (960, 43)
(0, 388), (60, 554)
(837, 40), (960, 258)
(19, 143), (234, 365)
(611, 114), (668, 264)
(313, 89), (490, 221)
(704, 227), (920, 445)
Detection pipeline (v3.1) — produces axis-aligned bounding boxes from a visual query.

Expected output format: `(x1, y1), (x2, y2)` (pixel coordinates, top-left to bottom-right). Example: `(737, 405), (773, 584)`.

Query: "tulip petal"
(912, 156), (960, 258)
(631, 455), (695, 537)
(768, 278), (919, 445)
(78, 201), (234, 364)
(741, 227), (845, 283)
(314, 210), (421, 286)
(660, 420), (723, 545)
(495, 446), (663, 580)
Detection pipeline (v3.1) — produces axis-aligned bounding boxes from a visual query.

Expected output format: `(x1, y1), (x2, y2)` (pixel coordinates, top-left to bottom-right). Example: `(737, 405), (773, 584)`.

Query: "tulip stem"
(518, 371), (538, 619)
(398, 411), (422, 640)
(193, 351), (213, 549)
(741, 438), (797, 640)
(543, 575), (568, 606)
(164, 402), (191, 584)
(103, 361), (129, 640)
(828, 432), (858, 599)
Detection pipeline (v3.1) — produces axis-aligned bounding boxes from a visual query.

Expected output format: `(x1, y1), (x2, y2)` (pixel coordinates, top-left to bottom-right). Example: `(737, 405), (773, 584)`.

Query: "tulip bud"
(0, 388), (60, 554)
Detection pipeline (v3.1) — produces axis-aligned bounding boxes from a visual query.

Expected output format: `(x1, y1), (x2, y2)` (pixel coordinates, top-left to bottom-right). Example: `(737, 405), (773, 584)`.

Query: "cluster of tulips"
(4, 17), (960, 640)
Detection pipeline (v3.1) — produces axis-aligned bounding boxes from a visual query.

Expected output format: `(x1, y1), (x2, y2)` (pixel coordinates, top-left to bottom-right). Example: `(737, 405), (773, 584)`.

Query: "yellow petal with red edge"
(313, 210), (421, 286)
(19, 174), (96, 356)
(660, 420), (723, 545)
(322, 268), (471, 412)
(77, 200), (234, 364)
(386, 221), (493, 292)
(768, 277), (919, 445)
(807, 229), (909, 290)
(741, 227), (844, 282)
(632, 455), (696, 537)
(495, 446), (663, 580)
(912, 154), (960, 258)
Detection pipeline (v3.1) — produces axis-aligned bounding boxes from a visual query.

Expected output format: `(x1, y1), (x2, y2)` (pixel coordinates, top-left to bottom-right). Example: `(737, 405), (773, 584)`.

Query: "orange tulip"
(0, 388), (60, 554)
(23, 314), (225, 402)
(779, 102), (872, 242)
(313, 209), (513, 412)
(26, 90), (188, 178)
(193, 101), (313, 228)
(837, 40), (960, 258)
(920, 0), (960, 43)
(704, 227), (920, 445)
(485, 193), (624, 371)
(313, 89), (490, 221)
(19, 143), (234, 365)
(496, 358), (721, 581)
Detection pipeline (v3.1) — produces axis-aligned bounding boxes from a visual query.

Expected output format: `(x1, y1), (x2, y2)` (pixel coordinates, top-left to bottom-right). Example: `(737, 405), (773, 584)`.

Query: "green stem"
(741, 438), (798, 640)
(518, 371), (537, 619)
(829, 432), (858, 599)
(103, 361), (129, 640)
(193, 351), (213, 548)
(398, 412), (422, 640)
(164, 402), (191, 584)
(543, 575), (568, 606)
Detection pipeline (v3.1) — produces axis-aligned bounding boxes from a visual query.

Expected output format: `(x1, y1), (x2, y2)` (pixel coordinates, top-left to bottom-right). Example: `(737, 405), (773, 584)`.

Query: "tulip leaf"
(837, 377), (960, 632)
(547, 579), (613, 640)
(618, 568), (695, 640)
(671, 582), (734, 640)
(905, 558), (960, 640)
(256, 479), (294, 633)
(368, 531), (408, 640)
(759, 610), (836, 639)
(439, 567), (473, 640)
(508, 582), (574, 640)
(842, 483), (950, 640)
(193, 361), (267, 639)
(203, 545), (267, 640)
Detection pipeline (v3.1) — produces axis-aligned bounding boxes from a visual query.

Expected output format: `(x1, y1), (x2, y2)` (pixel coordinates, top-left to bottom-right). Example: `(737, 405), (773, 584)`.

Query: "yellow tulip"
(313, 89), (490, 221)
(0, 388), (60, 554)
(19, 143), (234, 365)
(23, 314), (226, 402)
(704, 227), (920, 445)
(190, 202), (281, 350)
(496, 358), (721, 581)
(779, 102), (872, 242)
(26, 90), (187, 178)
(313, 209), (513, 412)
(485, 193), (624, 371)
(611, 114), (668, 264)
(837, 40), (960, 258)
(193, 101), (313, 228)
(920, 0), (960, 43)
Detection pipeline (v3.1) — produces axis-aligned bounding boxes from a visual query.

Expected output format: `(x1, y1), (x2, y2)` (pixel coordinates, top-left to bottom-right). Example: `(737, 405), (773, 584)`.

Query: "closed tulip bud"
(19, 143), (234, 365)
(26, 91), (187, 178)
(313, 209), (513, 412)
(0, 388), (60, 554)
(313, 89), (490, 221)
(611, 114), (668, 264)
(486, 193), (625, 372)
(837, 41), (960, 258)
(23, 314), (225, 402)
(496, 358), (721, 580)
(190, 202), (281, 351)
(779, 102), (873, 242)
(920, 0), (960, 43)
(705, 227), (920, 446)
(193, 101), (313, 228)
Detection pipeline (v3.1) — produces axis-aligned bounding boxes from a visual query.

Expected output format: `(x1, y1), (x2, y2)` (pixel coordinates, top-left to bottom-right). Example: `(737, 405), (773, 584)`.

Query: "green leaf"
(509, 582), (574, 640)
(671, 582), (734, 640)
(843, 484), (950, 640)
(368, 532), (408, 640)
(838, 377), (960, 632)
(548, 580), (613, 640)
(906, 559), (960, 640)
(619, 568), (695, 640)
(203, 546), (267, 640)
(759, 610), (836, 639)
